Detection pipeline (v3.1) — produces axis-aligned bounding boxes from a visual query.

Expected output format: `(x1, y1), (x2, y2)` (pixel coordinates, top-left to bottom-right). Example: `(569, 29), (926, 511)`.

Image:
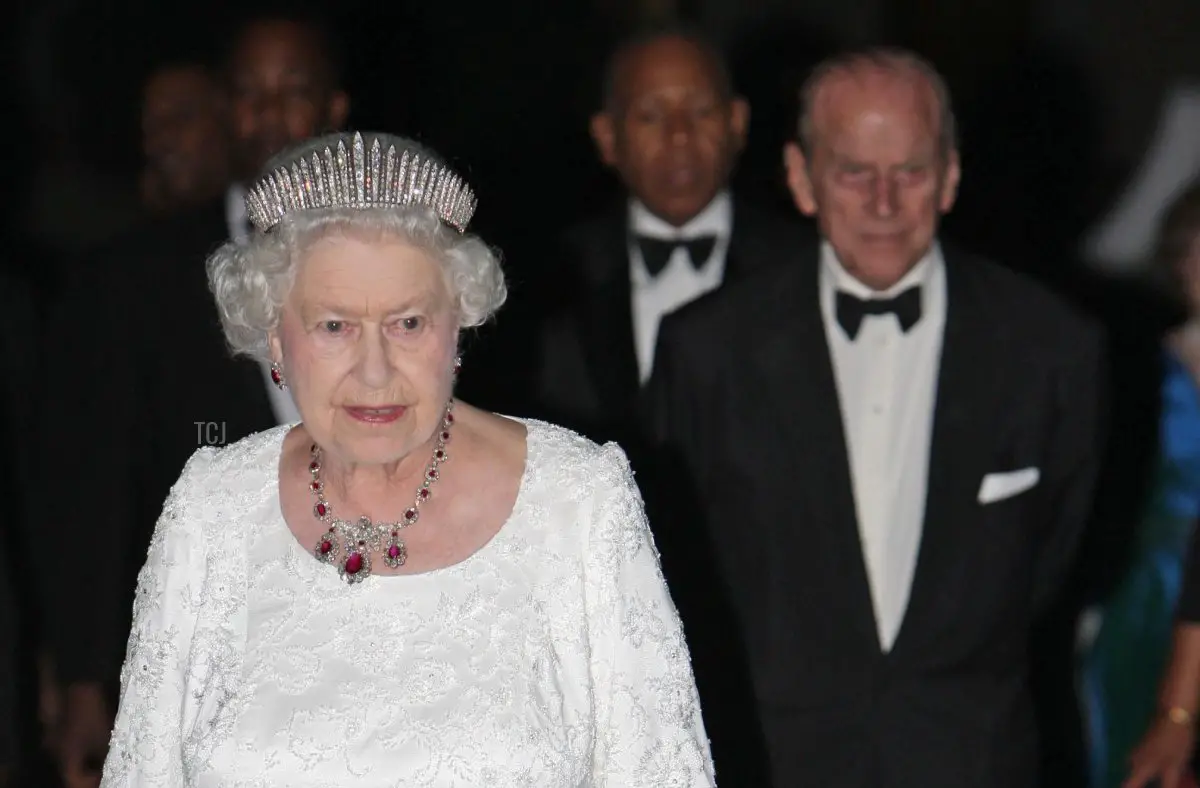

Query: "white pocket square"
(977, 467), (1040, 505)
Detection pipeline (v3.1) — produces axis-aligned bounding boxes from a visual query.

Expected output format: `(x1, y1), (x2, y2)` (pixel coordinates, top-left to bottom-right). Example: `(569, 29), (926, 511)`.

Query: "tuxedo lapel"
(890, 248), (1010, 656)
(725, 199), (804, 282)
(753, 259), (881, 653)
(576, 200), (809, 420)
(577, 214), (642, 414)
(725, 201), (754, 281)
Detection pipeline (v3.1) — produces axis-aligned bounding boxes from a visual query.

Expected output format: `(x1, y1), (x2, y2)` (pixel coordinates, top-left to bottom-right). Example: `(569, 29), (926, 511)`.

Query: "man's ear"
(327, 91), (350, 130)
(938, 149), (962, 214)
(728, 97), (750, 152)
(590, 111), (619, 167)
(783, 142), (818, 217)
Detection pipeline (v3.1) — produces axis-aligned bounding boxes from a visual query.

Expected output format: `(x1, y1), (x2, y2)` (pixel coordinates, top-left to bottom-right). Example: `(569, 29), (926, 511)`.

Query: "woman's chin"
(325, 428), (431, 467)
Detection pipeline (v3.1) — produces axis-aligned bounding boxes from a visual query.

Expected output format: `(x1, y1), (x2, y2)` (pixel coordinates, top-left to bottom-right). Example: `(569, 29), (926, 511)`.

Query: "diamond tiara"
(244, 132), (478, 233)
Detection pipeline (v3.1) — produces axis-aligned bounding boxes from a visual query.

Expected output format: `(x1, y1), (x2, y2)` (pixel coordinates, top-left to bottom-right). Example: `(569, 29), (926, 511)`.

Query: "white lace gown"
(99, 421), (715, 787)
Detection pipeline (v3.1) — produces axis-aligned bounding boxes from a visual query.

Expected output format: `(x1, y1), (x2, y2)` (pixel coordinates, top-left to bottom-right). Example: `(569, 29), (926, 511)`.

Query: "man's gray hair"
(795, 47), (958, 158)
(206, 206), (507, 361)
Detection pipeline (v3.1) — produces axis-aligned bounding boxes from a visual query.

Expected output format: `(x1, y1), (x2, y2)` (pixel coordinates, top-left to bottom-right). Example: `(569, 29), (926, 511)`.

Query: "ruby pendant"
(383, 535), (407, 568)
(313, 531), (339, 564)
(339, 549), (370, 584)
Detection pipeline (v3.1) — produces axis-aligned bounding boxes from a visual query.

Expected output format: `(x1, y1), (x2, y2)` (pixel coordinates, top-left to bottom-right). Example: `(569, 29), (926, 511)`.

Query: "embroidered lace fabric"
(99, 420), (714, 787)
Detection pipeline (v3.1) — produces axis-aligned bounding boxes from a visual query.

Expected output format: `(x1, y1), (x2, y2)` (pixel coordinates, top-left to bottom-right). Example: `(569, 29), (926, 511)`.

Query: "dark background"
(10, 0), (1200, 287)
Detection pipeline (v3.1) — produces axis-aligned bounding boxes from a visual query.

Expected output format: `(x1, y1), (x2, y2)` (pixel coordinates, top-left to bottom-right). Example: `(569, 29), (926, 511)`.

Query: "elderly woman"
(99, 132), (714, 787)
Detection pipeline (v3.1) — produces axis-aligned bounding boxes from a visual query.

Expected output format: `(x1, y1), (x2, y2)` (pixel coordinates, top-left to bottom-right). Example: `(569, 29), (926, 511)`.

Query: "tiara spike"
(246, 189), (263, 230)
(335, 141), (350, 207)
(352, 132), (366, 206)
(296, 160), (312, 209)
(368, 138), (383, 204)
(447, 175), (462, 216)
(278, 167), (296, 213)
(436, 171), (454, 218)
(399, 151), (414, 205)
(311, 152), (327, 206)
(383, 145), (397, 203)
(254, 184), (272, 226)
(267, 178), (284, 222)
(297, 162), (312, 209)
(322, 147), (337, 205)
(245, 132), (476, 233)
(440, 179), (457, 223)
(399, 153), (410, 205)
(417, 159), (433, 203)
(431, 168), (445, 202)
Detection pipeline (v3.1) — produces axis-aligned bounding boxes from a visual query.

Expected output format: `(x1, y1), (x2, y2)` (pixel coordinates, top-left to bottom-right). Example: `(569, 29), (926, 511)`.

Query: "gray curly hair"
(206, 205), (507, 361)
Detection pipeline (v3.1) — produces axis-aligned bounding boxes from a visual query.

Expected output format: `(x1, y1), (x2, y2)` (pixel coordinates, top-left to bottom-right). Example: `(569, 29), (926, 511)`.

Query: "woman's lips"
(344, 406), (406, 424)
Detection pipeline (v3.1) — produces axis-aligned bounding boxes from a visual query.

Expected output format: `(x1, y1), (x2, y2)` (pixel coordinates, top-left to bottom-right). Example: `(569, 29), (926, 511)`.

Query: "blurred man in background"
(536, 25), (808, 449)
(138, 61), (233, 216)
(46, 11), (349, 787)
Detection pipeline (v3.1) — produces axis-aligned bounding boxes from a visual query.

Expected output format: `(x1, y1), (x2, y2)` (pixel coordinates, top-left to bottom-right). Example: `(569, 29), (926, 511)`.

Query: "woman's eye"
(321, 320), (346, 334)
(401, 316), (423, 332)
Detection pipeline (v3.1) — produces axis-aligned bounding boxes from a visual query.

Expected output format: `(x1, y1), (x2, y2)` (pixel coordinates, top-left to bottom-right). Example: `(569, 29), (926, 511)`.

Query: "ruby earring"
(453, 356), (462, 376)
(270, 361), (286, 390)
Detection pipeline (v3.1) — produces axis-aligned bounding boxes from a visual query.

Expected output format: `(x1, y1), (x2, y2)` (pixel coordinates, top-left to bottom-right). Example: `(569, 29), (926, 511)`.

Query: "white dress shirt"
(628, 192), (732, 383)
(226, 184), (302, 425)
(820, 241), (947, 651)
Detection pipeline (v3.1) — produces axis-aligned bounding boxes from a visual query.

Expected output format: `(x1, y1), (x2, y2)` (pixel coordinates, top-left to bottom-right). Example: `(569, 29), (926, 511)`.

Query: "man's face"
(141, 66), (231, 209)
(785, 65), (960, 290)
(228, 20), (349, 179)
(591, 36), (748, 227)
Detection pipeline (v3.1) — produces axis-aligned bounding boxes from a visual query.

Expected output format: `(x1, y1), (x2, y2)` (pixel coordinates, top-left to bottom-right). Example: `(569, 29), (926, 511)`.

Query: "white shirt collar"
(628, 191), (732, 240)
(820, 240), (943, 300)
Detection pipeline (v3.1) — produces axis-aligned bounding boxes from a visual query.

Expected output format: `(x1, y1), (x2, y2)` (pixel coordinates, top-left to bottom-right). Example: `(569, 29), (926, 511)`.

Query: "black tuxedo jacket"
(644, 243), (1106, 788)
(534, 199), (814, 448)
(39, 200), (277, 691)
(0, 264), (41, 765)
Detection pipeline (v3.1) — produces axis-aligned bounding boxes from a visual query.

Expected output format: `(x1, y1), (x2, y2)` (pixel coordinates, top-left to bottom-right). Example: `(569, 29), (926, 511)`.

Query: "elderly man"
(646, 47), (1106, 787)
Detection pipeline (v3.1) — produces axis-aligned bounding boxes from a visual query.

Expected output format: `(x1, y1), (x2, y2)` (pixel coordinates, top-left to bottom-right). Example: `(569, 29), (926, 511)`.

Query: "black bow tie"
(636, 235), (718, 277)
(835, 286), (923, 339)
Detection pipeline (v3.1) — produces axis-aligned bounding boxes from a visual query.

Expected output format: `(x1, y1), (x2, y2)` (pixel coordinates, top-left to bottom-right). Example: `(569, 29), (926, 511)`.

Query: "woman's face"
(271, 233), (458, 467)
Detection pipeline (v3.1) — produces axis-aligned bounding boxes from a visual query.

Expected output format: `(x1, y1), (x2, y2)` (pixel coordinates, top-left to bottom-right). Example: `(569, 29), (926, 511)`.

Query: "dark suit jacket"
(535, 198), (813, 449)
(0, 264), (41, 767)
(38, 200), (277, 693)
(644, 242), (1107, 788)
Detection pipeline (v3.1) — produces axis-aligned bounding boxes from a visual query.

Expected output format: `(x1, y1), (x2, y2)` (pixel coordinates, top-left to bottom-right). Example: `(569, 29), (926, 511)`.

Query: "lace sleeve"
(585, 443), (716, 787)
(100, 448), (214, 787)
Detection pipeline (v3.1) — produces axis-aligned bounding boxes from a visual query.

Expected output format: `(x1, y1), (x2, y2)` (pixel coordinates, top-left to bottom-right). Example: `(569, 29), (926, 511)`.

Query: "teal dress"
(1083, 349), (1200, 788)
